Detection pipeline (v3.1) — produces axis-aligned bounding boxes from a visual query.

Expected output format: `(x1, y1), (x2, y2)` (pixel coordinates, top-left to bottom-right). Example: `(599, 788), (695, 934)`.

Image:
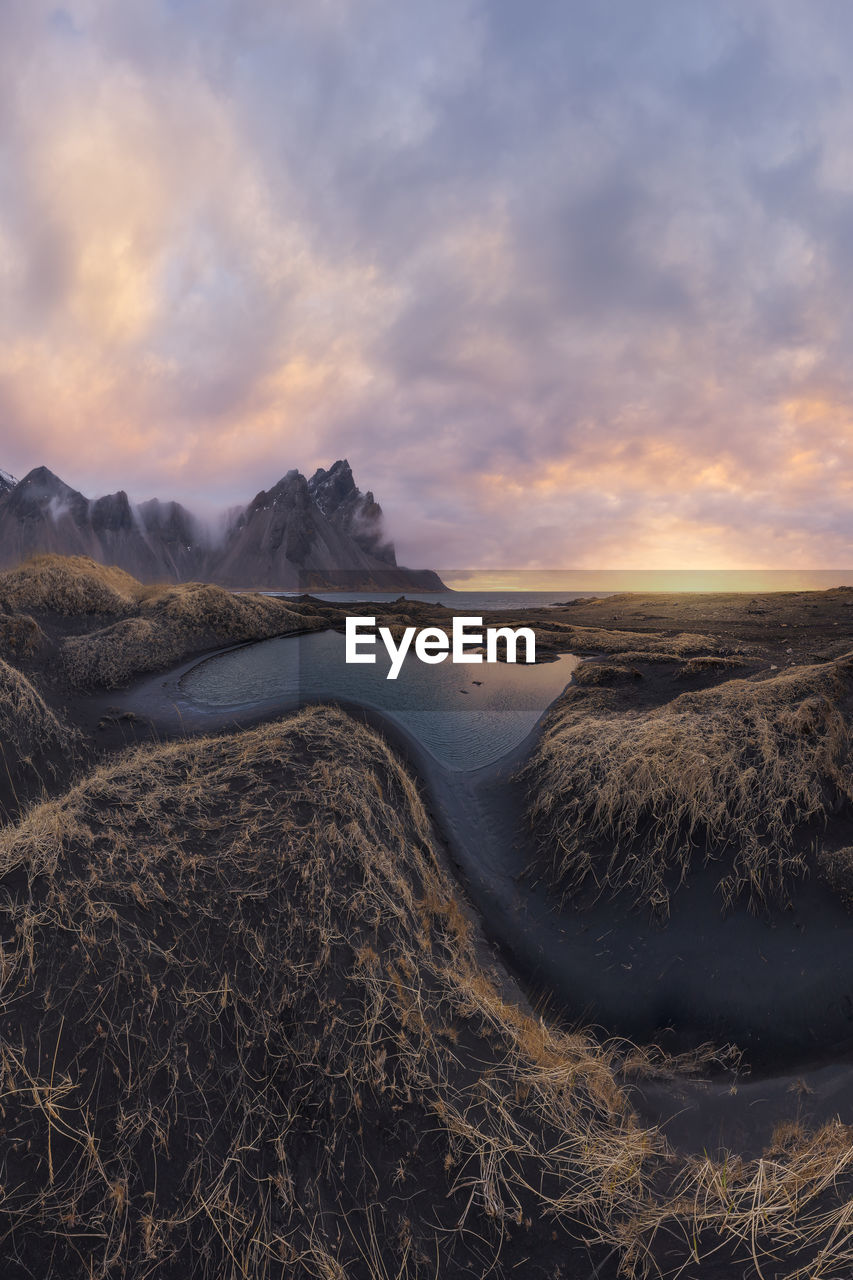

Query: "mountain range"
(0, 461), (444, 591)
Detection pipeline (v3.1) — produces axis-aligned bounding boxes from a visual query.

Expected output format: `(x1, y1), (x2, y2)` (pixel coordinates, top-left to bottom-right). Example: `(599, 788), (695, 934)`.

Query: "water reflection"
(180, 629), (579, 770)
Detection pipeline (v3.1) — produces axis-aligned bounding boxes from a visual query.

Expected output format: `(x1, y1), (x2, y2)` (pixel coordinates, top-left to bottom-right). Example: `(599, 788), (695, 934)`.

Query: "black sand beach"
(5, 557), (853, 1275)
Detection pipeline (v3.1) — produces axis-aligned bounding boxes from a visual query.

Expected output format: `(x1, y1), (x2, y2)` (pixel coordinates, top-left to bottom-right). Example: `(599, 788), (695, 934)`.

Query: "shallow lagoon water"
(180, 628), (580, 770)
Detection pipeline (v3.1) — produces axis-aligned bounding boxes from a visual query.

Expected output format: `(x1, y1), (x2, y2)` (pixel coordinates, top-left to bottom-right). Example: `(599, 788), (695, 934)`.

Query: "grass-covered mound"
(0, 657), (76, 820)
(533, 623), (733, 658)
(0, 607), (45, 660)
(675, 654), (751, 678)
(0, 554), (142, 616)
(0, 707), (655, 1277)
(524, 655), (853, 915)
(0, 556), (321, 690)
(573, 661), (643, 686)
(3, 706), (853, 1276)
(61, 580), (318, 689)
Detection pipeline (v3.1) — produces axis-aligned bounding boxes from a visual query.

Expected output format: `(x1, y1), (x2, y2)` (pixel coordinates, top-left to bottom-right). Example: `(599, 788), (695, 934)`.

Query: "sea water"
(272, 589), (607, 610)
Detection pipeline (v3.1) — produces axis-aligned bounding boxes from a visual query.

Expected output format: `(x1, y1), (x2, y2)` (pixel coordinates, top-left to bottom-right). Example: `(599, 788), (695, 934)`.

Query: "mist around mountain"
(0, 460), (444, 591)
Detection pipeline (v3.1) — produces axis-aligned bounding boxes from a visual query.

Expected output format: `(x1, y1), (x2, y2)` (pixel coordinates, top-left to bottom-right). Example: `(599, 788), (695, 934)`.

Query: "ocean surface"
(180, 628), (580, 770)
(276, 590), (609, 610)
(437, 570), (853, 591)
(272, 569), (853, 610)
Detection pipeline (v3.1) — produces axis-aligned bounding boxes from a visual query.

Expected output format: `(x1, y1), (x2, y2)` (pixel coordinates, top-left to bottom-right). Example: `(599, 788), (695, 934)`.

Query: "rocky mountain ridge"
(0, 461), (443, 590)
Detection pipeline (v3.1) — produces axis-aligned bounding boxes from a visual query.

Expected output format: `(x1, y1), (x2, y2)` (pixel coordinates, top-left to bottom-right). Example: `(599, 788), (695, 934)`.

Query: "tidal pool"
(180, 628), (579, 770)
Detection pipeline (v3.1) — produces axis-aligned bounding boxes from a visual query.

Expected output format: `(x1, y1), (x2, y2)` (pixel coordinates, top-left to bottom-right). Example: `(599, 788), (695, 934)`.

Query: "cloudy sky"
(1, 1), (853, 568)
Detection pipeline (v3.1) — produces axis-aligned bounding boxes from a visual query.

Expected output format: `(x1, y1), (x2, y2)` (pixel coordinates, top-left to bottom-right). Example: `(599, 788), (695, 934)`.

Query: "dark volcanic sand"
(9, 585), (853, 1277)
(12, 588), (853, 1160)
(91, 612), (853, 1162)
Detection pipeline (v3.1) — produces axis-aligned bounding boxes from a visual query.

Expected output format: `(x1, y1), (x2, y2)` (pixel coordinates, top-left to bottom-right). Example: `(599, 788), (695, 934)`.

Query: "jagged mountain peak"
(308, 459), (395, 567)
(308, 459), (355, 516)
(5, 468), (88, 525)
(244, 470), (310, 522)
(0, 461), (441, 589)
(267, 469), (310, 500)
(0, 469), (17, 494)
(17, 466), (79, 496)
(91, 490), (136, 532)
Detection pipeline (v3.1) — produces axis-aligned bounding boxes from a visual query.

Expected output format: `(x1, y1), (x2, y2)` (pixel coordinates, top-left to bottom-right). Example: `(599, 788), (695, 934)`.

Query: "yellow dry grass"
(606, 650), (685, 665)
(0, 707), (653, 1276)
(534, 624), (732, 657)
(52, 575), (315, 690)
(0, 609), (45, 660)
(525, 655), (853, 915)
(675, 654), (751, 678)
(0, 554), (143, 615)
(817, 844), (853, 907)
(0, 705), (852, 1275)
(573, 662), (643, 686)
(0, 557), (320, 690)
(0, 657), (76, 815)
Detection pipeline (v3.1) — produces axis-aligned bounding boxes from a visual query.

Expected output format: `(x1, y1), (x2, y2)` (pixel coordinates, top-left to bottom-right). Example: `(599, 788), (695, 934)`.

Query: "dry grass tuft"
(573, 662), (643, 687)
(0, 557), (320, 690)
(1, 707), (853, 1275)
(524, 655), (853, 914)
(606, 649), (684, 665)
(0, 554), (143, 616)
(0, 706), (655, 1277)
(621, 1120), (853, 1280)
(62, 580), (315, 689)
(543, 625), (731, 658)
(0, 608), (45, 659)
(0, 657), (77, 818)
(817, 845), (853, 907)
(675, 655), (751, 678)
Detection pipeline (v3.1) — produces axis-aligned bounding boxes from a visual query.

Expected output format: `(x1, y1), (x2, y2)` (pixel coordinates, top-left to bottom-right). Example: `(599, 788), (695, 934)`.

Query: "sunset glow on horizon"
(440, 569), (853, 593)
(2, 2), (853, 570)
